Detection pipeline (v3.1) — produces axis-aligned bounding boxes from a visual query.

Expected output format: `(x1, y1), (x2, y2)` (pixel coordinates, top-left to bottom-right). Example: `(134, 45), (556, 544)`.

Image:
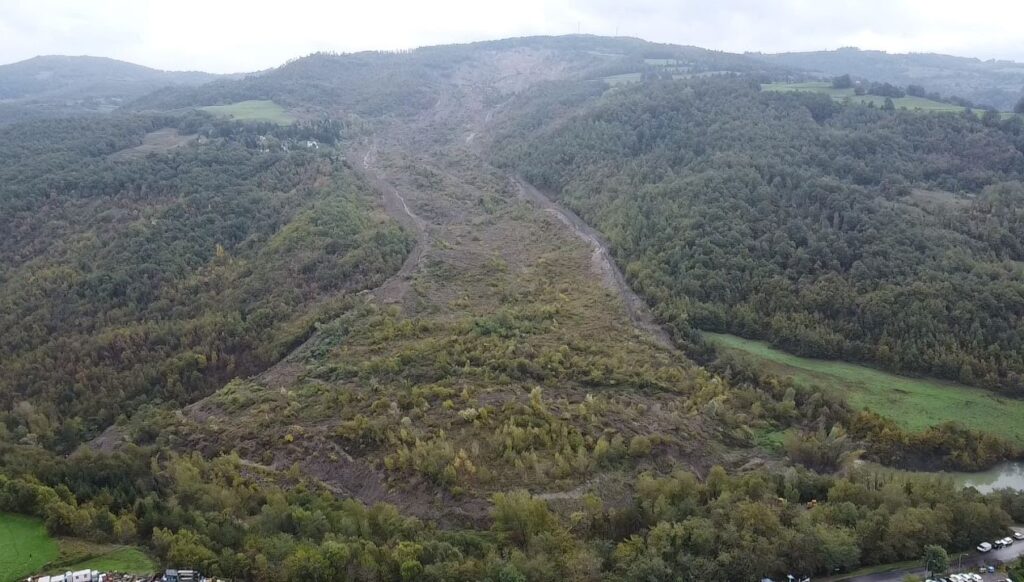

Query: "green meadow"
(705, 332), (1024, 445)
(201, 99), (294, 123)
(763, 81), (971, 113)
(602, 72), (643, 85)
(61, 547), (155, 575)
(0, 513), (156, 580)
(0, 513), (59, 581)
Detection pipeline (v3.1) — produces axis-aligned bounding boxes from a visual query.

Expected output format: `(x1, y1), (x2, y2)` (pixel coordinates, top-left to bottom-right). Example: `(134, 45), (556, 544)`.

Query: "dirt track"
(353, 144), (429, 305)
(513, 177), (674, 349)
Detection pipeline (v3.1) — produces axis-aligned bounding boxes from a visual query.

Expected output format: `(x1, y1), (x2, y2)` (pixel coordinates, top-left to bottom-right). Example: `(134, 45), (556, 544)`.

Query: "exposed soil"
(513, 178), (674, 349)
(106, 48), (739, 526)
(351, 143), (430, 306)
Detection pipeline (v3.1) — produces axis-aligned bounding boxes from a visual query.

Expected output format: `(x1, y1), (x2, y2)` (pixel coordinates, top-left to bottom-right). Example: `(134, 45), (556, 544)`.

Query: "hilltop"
(0, 55), (223, 124)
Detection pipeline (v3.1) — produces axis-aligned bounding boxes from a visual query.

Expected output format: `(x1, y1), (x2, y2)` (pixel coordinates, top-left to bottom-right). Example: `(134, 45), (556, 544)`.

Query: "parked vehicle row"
(927, 571), (1010, 582)
(977, 531), (1024, 553)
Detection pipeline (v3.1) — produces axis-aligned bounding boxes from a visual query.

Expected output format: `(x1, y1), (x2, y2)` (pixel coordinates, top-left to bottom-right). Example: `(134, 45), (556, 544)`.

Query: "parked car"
(978, 542), (993, 552)
(1013, 531), (1024, 540)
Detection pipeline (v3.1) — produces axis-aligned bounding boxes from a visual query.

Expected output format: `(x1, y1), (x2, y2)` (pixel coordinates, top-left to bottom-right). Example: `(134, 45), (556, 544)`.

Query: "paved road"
(844, 528), (1024, 581)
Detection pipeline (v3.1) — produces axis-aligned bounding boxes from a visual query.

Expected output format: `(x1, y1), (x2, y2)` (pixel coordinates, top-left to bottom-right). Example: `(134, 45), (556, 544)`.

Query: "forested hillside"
(492, 77), (1024, 393)
(0, 113), (412, 451)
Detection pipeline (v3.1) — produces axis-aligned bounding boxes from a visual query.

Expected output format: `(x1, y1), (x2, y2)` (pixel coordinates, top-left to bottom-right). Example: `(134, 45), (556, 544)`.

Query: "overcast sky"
(1, 0), (1023, 73)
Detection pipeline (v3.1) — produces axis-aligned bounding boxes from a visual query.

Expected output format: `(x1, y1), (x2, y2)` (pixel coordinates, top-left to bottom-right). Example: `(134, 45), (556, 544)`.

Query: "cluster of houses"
(255, 135), (319, 152)
(28, 569), (204, 582)
(30, 571), (112, 582)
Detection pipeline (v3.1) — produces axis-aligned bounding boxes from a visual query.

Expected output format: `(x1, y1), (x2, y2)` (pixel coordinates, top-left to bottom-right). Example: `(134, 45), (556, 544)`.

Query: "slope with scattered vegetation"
(4, 36), (1024, 582)
(0, 113), (412, 451)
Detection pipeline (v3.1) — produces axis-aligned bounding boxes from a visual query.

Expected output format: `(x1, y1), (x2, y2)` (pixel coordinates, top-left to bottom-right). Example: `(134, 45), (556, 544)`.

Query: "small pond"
(948, 462), (1024, 494)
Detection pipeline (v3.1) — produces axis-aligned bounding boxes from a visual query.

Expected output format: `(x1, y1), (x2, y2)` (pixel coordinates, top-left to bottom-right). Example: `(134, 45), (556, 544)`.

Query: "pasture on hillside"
(0, 513), (59, 581)
(762, 81), (974, 113)
(0, 513), (156, 580)
(55, 547), (155, 576)
(201, 99), (294, 123)
(706, 332), (1024, 445)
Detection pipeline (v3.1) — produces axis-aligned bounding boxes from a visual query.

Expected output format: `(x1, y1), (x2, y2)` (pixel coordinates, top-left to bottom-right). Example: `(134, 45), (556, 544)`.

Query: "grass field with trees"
(762, 81), (969, 112)
(706, 332), (1024, 444)
(0, 513), (155, 579)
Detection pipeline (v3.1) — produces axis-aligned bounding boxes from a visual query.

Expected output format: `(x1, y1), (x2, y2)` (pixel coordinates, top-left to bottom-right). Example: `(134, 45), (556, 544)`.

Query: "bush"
(628, 435), (653, 457)
(491, 489), (559, 546)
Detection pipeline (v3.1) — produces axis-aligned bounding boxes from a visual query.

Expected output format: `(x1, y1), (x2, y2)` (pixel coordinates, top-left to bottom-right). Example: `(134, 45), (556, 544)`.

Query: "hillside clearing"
(59, 547), (156, 575)
(764, 81), (1019, 118)
(201, 99), (294, 123)
(0, 513), (59, 581)
(108, 127), (194, 160)
(706, 332), (1024, 445)
(0, 513), (156, 580)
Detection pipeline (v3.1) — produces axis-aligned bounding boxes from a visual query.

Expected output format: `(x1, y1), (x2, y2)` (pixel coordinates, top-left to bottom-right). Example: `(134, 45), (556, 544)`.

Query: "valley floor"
(706, 332), (1024, 445)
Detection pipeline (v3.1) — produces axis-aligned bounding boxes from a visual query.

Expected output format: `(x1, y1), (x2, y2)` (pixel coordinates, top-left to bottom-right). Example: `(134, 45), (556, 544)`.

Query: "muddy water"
(950, 461), (1024, 493)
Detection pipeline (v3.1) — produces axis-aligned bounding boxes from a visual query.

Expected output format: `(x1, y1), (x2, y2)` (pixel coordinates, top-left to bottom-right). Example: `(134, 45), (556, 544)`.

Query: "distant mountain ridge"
(126, 35), (788, 117)
(752, 47), (1024, 110)
(0, 55), (220, 99)
(0, 55), (225, 124)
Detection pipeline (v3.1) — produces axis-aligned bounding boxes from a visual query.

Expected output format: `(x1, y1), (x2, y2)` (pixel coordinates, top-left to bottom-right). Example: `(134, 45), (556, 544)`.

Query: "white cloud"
(0, 0), (1022, 72)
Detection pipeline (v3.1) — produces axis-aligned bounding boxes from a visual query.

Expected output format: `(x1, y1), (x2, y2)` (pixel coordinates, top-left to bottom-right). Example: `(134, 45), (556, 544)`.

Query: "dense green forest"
(0, 113), (412, 451)
(492, 77), (1024, 394)
(3, 442), (1024, 581)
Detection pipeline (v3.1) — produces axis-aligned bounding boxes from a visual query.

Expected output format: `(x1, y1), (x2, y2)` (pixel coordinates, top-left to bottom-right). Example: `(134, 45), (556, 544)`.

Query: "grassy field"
(61, 547), (155, 574)
(764, 81), (1019, 119)
(762, 81), (969, 112)
(0, 513), (59, 581)
(201, 100), (294, 124)
(0, 513), (156, 580)
(603, 72), (643, 85)
(706, 332), (1024, 444)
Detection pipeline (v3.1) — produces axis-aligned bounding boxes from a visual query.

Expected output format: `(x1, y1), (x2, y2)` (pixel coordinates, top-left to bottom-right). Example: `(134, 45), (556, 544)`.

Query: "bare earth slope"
(159, 50), (744, 526)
